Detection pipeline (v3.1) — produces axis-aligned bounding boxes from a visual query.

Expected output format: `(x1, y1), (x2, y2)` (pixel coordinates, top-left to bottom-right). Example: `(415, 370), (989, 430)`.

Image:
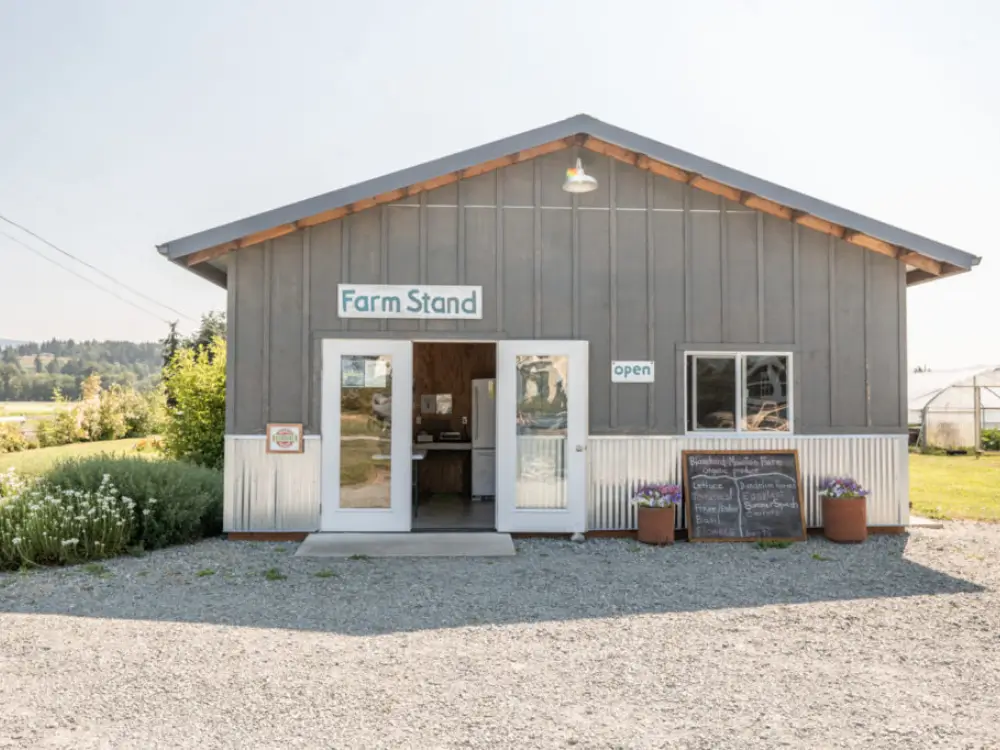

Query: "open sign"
(611, 361), (655, 383)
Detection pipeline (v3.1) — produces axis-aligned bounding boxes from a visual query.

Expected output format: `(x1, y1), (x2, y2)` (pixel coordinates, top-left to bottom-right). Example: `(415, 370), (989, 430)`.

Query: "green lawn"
(1, 438), (158, 475)
(910, 453), (1000, 522)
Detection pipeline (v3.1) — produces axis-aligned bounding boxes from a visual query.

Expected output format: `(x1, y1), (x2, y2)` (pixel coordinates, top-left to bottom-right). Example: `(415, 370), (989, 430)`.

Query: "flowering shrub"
(0, 470), (135, 570)
(631, 483), (683, 508)
(818, 477), (869, 499)
(43, 456), (222, 549)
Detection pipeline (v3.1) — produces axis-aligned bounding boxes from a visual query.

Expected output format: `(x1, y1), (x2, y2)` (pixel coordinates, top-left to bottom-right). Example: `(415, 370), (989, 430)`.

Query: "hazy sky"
(0, 0), (996, 368)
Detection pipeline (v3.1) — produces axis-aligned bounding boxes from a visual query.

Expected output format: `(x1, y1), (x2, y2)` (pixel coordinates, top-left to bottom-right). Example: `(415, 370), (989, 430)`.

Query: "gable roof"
(157, 113), (981, 287)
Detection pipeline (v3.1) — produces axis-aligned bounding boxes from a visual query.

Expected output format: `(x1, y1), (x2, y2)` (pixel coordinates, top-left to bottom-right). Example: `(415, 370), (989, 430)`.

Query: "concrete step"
(908, 514), (945, 529)
(295, 532), (516, 558)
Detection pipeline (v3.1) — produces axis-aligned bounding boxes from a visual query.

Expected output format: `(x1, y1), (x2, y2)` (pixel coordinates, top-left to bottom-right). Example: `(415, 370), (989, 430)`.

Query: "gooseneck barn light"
(562, 157), (598, 194)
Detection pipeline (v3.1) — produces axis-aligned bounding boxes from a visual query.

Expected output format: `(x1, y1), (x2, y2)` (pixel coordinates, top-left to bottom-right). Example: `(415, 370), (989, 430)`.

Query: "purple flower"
(631, 483), (683, 508)
(819, 477), (869, 499)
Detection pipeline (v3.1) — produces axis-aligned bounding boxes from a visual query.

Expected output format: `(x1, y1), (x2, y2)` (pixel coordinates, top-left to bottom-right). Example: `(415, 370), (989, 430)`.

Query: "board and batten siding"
(226, 148), (907, 437)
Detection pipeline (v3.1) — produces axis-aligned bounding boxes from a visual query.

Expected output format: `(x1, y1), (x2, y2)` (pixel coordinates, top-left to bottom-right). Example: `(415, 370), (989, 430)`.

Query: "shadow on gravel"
(0, 534), (986, 635)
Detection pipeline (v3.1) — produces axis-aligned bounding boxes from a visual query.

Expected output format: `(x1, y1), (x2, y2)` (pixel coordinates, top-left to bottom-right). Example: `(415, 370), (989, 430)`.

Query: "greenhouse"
(908, 366), (1000, 449)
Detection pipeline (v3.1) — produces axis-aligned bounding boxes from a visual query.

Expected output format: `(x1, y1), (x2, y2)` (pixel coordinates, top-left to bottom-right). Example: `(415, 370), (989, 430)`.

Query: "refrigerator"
(471, 378), (496, 499)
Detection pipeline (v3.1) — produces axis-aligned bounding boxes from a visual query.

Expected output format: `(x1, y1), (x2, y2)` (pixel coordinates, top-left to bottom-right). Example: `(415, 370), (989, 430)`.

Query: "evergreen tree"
(161, 321), (182, 370)
(189, 312), (227, 356)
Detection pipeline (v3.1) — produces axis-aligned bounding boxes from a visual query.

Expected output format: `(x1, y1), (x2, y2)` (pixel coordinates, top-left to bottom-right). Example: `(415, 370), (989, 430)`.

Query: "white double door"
(320, 339), (587, 534)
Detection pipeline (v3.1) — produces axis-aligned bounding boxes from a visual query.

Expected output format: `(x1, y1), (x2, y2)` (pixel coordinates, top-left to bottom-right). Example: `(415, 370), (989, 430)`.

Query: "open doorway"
(411, 341), (496, 530)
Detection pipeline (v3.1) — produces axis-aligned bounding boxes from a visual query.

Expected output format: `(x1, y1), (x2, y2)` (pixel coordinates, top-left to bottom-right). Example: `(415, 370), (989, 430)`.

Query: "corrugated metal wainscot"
(224, 436), (321, 532)
(225, 434), (907, 533)
(587, 435), (908, 531)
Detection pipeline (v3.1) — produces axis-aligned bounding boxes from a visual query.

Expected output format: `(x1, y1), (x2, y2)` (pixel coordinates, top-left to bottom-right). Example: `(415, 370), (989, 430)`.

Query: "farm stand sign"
(337, 284), (483, 319)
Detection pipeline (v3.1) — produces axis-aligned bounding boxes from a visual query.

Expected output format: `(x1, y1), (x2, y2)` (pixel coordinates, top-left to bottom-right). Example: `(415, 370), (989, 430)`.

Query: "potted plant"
(631, 484), (683, 545)
(819, 477), (869, 543)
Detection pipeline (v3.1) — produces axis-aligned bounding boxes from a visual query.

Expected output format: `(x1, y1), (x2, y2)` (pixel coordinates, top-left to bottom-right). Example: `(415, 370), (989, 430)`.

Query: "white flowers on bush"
(0, 471), (135, 569)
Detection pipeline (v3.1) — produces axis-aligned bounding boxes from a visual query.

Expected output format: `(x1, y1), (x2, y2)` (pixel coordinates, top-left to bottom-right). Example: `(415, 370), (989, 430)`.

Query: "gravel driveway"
(1, 524), (999, 749)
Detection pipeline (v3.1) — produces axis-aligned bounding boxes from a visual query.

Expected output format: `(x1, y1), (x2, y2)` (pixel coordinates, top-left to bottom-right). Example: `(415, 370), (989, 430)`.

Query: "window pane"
(693, 357), (736, 430)
(515, 355), (568, 509)
(743, 355), (789, 432)
(339, 355), (393, 508)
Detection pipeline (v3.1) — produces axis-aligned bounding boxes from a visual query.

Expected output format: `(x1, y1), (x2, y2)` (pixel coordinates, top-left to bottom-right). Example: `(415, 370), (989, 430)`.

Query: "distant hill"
(0, 339), (163, 401)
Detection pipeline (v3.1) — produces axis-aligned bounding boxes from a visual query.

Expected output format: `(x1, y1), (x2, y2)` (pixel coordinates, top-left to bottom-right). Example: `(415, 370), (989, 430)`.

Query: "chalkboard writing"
(682, 450), (805, 542)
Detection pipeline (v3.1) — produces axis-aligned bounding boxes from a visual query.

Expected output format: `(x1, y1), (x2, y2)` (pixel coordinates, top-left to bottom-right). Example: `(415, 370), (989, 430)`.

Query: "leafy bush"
(162, 337), (226, 470)
(35, 391), (84, 448)
(0, 471), (134, 570)
(80, 383), (165, 442)
(42, 456), (223, 550)
(982, 429), (1000, 452)
(0, 424), (38, 454)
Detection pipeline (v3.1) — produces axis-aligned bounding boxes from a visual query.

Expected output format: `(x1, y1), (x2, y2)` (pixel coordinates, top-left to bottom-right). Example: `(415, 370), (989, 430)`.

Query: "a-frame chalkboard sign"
(682, 450), (807, 543)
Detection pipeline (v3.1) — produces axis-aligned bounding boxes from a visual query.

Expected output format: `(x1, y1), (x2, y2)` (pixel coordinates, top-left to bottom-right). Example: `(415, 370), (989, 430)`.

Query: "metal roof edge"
(158, 113), (981, 272)
(157, 114), (592, 261)
(582, 118), (980, 270)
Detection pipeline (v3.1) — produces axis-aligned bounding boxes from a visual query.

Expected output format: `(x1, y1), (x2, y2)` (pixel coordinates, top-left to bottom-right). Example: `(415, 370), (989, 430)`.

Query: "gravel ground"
(1, 525), (999, 750)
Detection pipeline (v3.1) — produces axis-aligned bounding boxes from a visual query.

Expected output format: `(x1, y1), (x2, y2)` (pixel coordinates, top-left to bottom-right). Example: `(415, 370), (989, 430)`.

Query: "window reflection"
(339, 355), (393, 509)
(515, 355), (568, 509)
(689, 357), (737, 430)
(744, 355), (789, 432)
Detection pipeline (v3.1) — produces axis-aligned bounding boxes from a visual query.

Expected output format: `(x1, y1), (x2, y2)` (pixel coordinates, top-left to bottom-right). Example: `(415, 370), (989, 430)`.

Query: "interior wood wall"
(412, 342), (496, 434)
(412, 342), (495, 494)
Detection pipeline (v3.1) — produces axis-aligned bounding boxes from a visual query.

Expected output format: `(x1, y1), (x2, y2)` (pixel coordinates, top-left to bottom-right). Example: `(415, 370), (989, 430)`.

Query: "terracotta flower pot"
(637, 505), (676, 545)
(822, 496), (868, 543)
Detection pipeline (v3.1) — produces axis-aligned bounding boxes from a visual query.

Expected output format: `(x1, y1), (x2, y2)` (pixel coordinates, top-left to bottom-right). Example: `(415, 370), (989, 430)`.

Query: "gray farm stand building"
(158, 114), (979, 537)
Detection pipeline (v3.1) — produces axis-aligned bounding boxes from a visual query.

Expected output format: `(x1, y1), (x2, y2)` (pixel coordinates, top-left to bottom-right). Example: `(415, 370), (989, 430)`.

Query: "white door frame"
(320, 339), (413, 532)
(495, 340), (588, 533)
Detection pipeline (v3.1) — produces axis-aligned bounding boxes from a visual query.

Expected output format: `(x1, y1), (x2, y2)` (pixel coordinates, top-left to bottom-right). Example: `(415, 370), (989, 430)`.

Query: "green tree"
(162, 337), (226, 470)
(189, 312), (227, 358)
(161, 321), (182, 371)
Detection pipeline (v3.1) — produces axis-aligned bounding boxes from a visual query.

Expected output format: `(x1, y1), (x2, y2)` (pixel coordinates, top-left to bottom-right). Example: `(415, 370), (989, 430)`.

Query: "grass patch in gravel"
(197, 568), (215, 577)
(348, 554), (370, 562)
(81, 563), (111, 578)
(314, 569), (338, 578)
(811, 552), (833, 561)
(263, 567), (286, 581)
(756, 540), (793, 550)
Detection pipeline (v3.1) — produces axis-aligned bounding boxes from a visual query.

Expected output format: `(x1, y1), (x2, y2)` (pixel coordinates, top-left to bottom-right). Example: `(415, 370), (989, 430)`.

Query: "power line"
(0, 229), (173, 324)
(0, 213), (195, 321)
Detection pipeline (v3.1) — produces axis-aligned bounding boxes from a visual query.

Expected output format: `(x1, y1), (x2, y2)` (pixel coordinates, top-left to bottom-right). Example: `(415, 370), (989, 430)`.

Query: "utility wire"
(0, 213), (195, 321)
(0, 229), (173, 324)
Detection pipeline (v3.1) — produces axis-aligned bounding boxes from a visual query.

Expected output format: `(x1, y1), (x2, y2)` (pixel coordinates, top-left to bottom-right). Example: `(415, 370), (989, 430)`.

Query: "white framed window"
(685, 352), (792, 434)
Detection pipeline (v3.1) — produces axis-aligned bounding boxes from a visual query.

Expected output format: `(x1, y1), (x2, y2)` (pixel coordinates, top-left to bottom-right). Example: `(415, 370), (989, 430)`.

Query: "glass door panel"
(321, 340), (412, 532)
(497, 341), (587, 533)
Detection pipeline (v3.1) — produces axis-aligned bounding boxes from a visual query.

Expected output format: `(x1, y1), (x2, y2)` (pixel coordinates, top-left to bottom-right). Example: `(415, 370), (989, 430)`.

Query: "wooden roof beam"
(843, 230), (899, 260)
(792, 212), (846, 238)
(741, 194), (794, 221)
(899, 250), (943, 276)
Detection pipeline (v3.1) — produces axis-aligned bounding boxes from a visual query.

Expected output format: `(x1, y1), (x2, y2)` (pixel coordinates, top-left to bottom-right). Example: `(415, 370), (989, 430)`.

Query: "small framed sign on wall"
(266, 423), (304, 454)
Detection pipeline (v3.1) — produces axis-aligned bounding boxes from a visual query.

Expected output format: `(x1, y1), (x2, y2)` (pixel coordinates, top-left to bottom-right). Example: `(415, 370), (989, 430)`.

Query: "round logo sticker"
(273, 428), (297, 450)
